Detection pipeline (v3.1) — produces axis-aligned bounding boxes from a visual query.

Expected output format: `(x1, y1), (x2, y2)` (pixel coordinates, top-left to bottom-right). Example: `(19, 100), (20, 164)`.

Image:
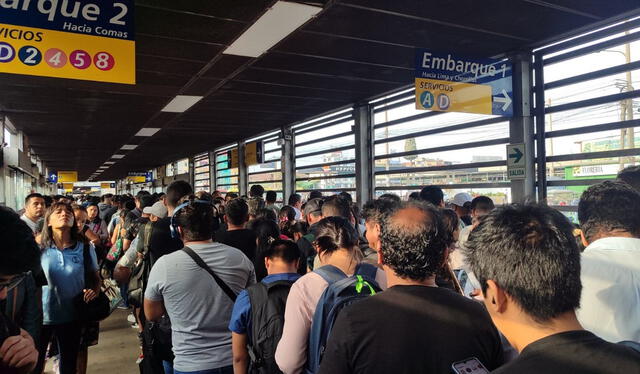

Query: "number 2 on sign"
(45, 48), (67, 68)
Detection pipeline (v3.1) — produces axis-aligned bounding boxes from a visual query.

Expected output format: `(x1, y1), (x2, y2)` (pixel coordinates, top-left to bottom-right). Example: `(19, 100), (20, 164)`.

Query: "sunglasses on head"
(0, 273), (28, 292)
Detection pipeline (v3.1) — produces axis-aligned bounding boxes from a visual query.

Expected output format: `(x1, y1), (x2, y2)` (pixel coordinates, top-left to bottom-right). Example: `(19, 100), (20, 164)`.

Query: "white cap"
(451, 192), (472, 207)
(143, 201), (167, 219)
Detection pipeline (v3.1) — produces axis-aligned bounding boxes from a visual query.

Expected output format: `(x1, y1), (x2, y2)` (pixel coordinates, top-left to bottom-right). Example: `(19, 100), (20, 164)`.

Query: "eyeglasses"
(0, 273), (28, 292)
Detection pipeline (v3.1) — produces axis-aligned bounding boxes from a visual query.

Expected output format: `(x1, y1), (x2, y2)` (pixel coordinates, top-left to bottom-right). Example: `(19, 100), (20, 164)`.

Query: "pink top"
(275, 266), (387, 374)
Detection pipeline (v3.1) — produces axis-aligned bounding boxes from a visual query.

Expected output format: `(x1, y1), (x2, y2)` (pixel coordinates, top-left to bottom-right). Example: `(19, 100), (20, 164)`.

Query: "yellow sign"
(229, 148), (239, 169)
(62, 182), (74, 192)
(57, 171), (77, 183)
(244, 141), (263, 166)
(101, 183), (112, 189)
(415, 78), (492, 114)
(127, 175), (146, 183)
(0, 24), (135, 84)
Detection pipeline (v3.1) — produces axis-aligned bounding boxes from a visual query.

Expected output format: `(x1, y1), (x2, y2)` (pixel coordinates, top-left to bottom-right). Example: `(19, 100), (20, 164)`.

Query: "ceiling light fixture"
(161, 95), (203, 113)
(112, 154), (125, 159)
(121, 144), (137, 150)
(135, 128), (161, 137)
(223, 1), (322, 58)
(104, 161), (115, 165)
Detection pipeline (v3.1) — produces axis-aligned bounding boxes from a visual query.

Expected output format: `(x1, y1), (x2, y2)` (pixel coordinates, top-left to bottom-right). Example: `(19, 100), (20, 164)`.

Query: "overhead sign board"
(127, 171), (152, 183)
(0, 0), (135, 84)
(415, 49), (513, 116)
(506, 143), (526, 180)
(57, 170), (77, 183)
(245, 141), (264, 166)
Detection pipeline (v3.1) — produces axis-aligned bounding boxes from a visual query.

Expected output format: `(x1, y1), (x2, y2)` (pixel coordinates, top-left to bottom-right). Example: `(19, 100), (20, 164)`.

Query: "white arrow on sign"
(494, 89), (512, 111)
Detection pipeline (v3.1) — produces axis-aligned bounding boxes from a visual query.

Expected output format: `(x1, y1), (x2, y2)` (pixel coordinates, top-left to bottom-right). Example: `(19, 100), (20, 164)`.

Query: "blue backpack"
(305, 263), (381, 374)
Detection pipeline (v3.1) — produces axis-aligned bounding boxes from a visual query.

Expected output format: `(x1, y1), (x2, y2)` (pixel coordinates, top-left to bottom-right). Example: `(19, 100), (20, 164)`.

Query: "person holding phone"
(0, 206), (42, 374)
(464, 204), (640, 373)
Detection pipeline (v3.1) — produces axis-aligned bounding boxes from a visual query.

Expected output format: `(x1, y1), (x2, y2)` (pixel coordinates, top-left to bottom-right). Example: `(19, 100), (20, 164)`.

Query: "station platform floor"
(44, 309), (140, 374)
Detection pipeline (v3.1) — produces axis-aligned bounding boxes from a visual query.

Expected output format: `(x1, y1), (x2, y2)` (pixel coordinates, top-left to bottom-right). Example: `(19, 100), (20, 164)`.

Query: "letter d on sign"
(0, 43), (15, 62)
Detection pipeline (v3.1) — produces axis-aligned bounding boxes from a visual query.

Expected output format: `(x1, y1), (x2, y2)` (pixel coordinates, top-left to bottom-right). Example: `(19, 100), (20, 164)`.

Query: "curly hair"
(379, 201), (447, 281)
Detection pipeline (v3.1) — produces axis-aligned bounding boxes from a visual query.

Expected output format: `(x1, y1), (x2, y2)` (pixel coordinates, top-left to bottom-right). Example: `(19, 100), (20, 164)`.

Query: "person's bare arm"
(232, 332), (249, 374)
(144, 298), (165, 322)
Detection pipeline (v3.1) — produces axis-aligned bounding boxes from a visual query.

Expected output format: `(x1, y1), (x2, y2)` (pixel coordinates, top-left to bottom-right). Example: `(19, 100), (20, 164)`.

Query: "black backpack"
(246, 280), (296, 374)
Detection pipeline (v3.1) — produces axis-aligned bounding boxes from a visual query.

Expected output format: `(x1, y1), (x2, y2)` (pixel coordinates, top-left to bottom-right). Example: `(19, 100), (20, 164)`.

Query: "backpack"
(247, 280), (296, 374)
(305, 263), (381, 374)
(128, 221), (154, 308)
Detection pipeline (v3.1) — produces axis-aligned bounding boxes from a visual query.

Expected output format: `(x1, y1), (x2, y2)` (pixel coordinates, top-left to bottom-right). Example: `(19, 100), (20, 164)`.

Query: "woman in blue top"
(34, 202), (101, 374)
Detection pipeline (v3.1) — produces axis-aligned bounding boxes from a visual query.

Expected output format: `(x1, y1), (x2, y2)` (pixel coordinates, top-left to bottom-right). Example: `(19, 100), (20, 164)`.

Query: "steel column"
(354, 103), (375, 205)
(509, 52), (536, 203)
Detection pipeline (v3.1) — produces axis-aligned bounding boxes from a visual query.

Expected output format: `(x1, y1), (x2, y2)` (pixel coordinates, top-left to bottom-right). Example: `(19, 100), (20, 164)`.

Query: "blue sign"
(0, 0), (134, 40)
(47, 171), (58, 183)
(415, 49), (513, 117)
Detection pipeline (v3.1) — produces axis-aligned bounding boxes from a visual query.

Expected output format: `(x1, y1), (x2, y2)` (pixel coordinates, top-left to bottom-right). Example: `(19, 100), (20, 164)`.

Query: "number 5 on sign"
(70, 50), (91, 69)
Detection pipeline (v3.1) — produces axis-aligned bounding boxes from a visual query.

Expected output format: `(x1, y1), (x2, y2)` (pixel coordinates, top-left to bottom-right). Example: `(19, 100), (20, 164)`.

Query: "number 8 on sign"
(94, 52), (114, 71)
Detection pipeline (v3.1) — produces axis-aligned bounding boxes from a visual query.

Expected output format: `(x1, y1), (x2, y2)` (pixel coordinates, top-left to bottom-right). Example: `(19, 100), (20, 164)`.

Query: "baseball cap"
(451, 192), (472, 207)
(304, 198), (324, 216)
(143, 201), (167, 219)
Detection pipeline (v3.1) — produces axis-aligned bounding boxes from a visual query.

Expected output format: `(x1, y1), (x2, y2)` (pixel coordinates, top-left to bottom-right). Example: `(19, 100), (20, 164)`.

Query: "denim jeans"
(172, 365), (233, 374)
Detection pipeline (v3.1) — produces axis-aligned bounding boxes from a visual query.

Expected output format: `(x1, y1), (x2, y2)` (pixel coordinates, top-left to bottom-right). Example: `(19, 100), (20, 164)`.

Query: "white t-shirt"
(577, 236), (640, 343)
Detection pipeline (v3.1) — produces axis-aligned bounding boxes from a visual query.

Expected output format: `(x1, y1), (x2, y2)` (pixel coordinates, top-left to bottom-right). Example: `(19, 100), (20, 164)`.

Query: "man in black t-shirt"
(215, 198), (256, 261)
(318, 201), (504, 374)
(463, 204), (640, 374)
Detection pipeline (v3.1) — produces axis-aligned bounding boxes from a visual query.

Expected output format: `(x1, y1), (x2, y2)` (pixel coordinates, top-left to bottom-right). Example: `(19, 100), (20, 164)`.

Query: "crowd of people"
(0, 165), (639, 374)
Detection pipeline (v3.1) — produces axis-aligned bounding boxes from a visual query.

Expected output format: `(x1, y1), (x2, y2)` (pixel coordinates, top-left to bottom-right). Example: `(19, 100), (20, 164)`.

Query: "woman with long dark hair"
(247, 218), (280, 282)
(35, 202), (101, 374)
(275, 216), (387, 374)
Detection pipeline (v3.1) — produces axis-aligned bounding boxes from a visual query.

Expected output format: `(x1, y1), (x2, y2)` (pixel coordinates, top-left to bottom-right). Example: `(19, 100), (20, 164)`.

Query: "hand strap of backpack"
(182, 246), (237, 302)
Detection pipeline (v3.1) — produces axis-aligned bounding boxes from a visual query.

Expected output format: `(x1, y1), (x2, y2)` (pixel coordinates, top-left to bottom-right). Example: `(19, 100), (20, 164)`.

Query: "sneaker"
(131, 322), (139, 329)
(127, 313), (136, 323)
(117, 304), (130, 310)
(136, 354), (144, 365)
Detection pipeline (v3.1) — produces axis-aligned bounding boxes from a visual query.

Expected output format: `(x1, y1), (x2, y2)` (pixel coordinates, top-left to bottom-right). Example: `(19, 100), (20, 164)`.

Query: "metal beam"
(510, 52), (536, 203)
(354, 103), (375, 205)
(534, 52), (547, 202)
(282, 126), (296, 202)
(238, 142), (247, 196)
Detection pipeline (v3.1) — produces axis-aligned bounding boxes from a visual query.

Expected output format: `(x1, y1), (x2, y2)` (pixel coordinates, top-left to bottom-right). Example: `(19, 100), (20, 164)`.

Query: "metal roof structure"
(1, 0), (638, 180)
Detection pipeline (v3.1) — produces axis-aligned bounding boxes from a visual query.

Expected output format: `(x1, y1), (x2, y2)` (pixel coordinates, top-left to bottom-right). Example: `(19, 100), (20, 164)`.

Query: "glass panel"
(546, 158), (637, 207)
(375, 187), (511, 204)
(216, 176), (238, 185)
(195, 173), (210, 181)
(296, 177), (356, 191)
(375, 122), (508, 157)
(296, 149), (356, 168)
(264, 150), (282, 162)
(375, 165), (508, 188)
(195, 166), (209, 174)
(249, 182), (283, 192)
(248, 161), (281, 173)
(216, 168), (238, 178)
(249, 171), (283, 183)
(264, 140), (279, 152)
(195, 157), (209, 167)
(374, 99), (497, 126)
(296, 163), (356, 179)
(376, 144), (507, 166)
(296, 134), (355, 156)
(216, 153), (229, 162)
(176, 159), (189, 174)
(295, 121), (353, 144)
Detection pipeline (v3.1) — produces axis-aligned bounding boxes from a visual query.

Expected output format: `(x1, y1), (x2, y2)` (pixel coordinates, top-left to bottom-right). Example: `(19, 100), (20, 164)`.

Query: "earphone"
(170, 199), (211, 239)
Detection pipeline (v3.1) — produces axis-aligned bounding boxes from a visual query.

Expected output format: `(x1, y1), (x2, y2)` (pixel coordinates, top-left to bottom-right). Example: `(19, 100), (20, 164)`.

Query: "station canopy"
(1, 0), (638, 180)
